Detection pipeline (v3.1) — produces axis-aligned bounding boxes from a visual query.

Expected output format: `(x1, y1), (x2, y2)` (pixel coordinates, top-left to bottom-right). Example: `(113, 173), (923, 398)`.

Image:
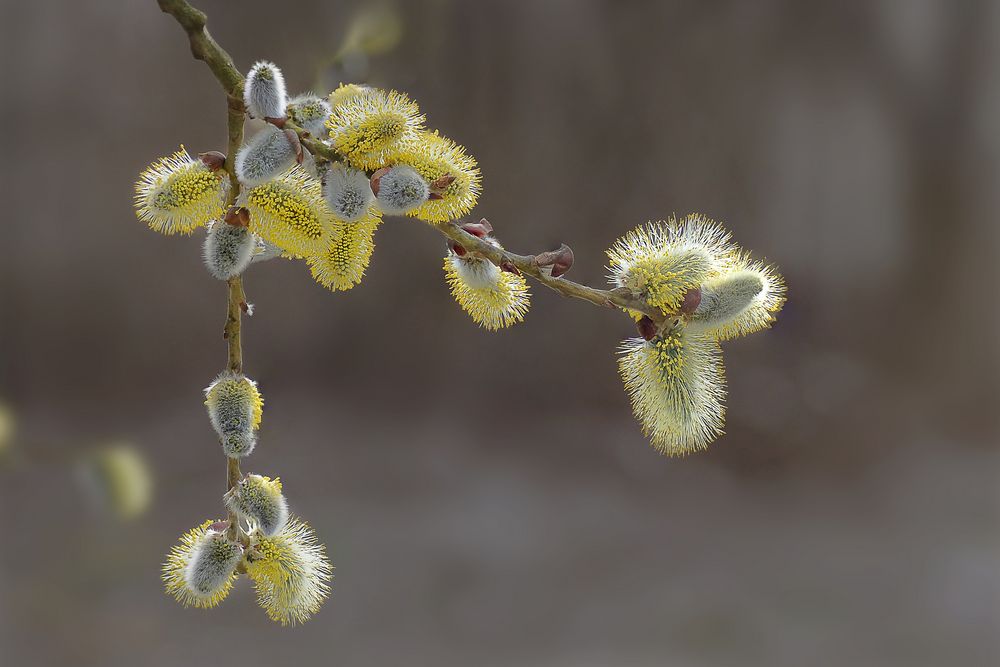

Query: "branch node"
(499, 259), (520, 275)
(533, 243), (575, 278)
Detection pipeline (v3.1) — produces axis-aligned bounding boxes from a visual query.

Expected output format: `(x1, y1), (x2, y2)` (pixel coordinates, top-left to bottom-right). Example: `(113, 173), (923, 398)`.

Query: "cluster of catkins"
(134, 60), (529, 328)
(607, 215), (786, 455)
(134, 61), (786, 471)
(161, 373), (332, 625)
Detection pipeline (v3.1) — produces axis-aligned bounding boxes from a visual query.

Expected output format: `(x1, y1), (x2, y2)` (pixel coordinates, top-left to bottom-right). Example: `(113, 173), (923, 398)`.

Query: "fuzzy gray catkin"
(324, 164), (374, 221)
(203, 222), (256, 279)
(184, 531), (242, 599)
(688, 271), (764, 333)
(235, 125), (298, 187)
(204, 372), (263, 459)
(375, 165), (429, 215)
(225, 474), (289, 537)
(221, 431), (256, 458)
(244, 61), (287, 120)
(287, 94), (332, 138)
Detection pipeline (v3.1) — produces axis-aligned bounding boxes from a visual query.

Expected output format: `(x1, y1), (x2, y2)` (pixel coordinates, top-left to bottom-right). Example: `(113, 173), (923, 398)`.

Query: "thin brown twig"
(434, 221), (660, 317)
(157, 0), (249, 543)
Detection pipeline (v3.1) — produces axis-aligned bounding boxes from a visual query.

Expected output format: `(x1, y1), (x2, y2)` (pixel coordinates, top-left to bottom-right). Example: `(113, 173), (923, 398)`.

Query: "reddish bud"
(679, 287), (702, 315)
(224, 206), (251, 228)
(369, 167), (392, 196)
(460, 221), (491, 238)
(428, 192), (444, 200)
(534, 243), (575, 278)
(500, 260), (520, 275)
(636, 316), (658, 341)
(198, 151), (226, 171)
(208, 520), (231, 533)
(430, 173), (456, 193)
(450, 243), (467, 256)
(264, 116), (287, 129)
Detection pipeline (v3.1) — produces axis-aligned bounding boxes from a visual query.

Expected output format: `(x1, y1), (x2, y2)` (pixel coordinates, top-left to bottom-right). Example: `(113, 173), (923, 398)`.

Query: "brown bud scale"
(430, 174), (457, 192)
(198, 151), (227, 171)
(369, 167), (392, 196)
(460, 221), (491, 239)
(500, 260), (520, 275)
(637, 316), (658, 341)
(679, 287), (702, 315)
(534, 243), (575, 278)
(224, 206), (251, 227)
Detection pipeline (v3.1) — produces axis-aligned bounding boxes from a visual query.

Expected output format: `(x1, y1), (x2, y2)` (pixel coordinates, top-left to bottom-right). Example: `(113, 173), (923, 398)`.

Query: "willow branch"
(158, 0), (245, 197)
(160, 0), (661, 333)
(283, 119), (339, 162)
(156, 0), (656, 323)
(159, 0), (665, 538)
(157, 0), (243, 97)
(223, 276), (245, 372)
(158, 0), (248, 543)
(280, 119), (662, 321)
(435, 222), (660, 318)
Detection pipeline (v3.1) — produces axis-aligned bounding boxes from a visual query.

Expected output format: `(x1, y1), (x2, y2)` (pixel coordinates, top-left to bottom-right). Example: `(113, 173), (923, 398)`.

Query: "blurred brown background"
(1, 0), (998, 665)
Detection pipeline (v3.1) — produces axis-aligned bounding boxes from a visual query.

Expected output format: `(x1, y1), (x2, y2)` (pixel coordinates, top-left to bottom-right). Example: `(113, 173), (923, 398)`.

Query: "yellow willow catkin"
(327, 83), (372, 111)
(134, 148), (228, 235)
(246, 517), (333, 626)
(390, 130), (481, 222)
(307, 213), (382, 291)
(607, 215), (735, 317)
(240, 167), (335, 258)
(326, 87), (424, 170)
(443, 254), (530, 330)
(617, 328), (726, 455)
